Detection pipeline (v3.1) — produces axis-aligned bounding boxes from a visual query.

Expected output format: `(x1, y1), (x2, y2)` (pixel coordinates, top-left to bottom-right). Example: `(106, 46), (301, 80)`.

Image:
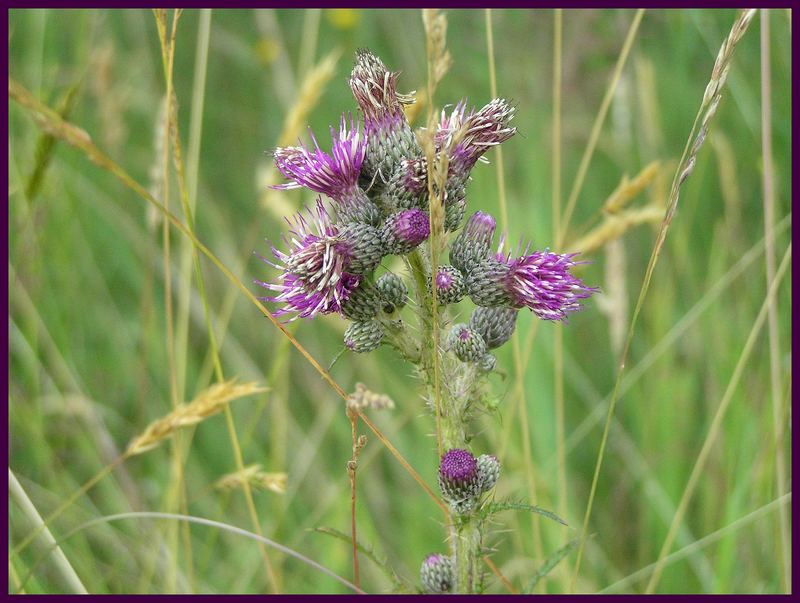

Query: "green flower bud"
(470, 306), (518, 349)
(420, 554), (454, 593)
(449, 324), (488, 363)
(477, 454), (501, 493)
(375, 272), (408, 312)
(340, 281), (381, 321)
(344, 320), (384, 353)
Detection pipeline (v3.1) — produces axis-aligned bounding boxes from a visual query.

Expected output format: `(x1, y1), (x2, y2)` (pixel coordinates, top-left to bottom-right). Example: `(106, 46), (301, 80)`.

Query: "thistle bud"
(381, 209), (430, 255)
(464, 259), (513, 307)
(449, 211), (497, 273)
(476, 454), (501, 493)
(349, 50), (420, 190)
(339, 222), (386, 275)
(470, 306), (518, 349)
(375, 272), (408, 312)
(444, 189), (467, 232)
(449, 324), (488, 363)
(420, 554), (454, 593)
(381, 157), (428, 211)
(340, 281), (381, 321)
(438, 448), (483, 513)
(344, 320), (384, 353)
(478, 353), (496, 373)
(428, 265), (465, 305)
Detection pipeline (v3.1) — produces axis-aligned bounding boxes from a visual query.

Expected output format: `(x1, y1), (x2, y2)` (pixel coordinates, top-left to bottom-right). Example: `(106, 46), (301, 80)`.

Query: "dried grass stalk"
(571, 205), (664, 254)
(603, 160), (661, 214)
(126, 380), (268, 456)
(214, 464), (287, 494)
(347, 382), (396, 412)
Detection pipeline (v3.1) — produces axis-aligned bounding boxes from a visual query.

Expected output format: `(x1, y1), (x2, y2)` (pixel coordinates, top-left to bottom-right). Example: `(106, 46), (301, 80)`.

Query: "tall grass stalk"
(570, 8), (758, 592)
(759, 9), (790, 592)
(9, 469), (88, 594)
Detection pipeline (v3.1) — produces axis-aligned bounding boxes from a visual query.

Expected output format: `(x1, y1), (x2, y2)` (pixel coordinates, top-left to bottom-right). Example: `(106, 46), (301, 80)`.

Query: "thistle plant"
(257, 50), (597, 594)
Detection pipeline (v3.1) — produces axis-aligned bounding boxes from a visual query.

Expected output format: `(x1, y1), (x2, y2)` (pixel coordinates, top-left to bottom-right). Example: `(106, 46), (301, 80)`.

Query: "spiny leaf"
(483, 500), (568, 526)
(311, 526), (414, 592)
(524, 537), (580, 594)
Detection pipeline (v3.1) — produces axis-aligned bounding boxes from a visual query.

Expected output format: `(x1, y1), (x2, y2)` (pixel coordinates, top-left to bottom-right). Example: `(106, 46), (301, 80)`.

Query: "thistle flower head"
(257, 200), (360, 320)
(438, 98), (516, 176)
(273, 114), (365, 201)
(439, 448), (479, 484)
(504, 251), (598, 321)
(381, 208), (430, 255)
(349, 49), (412, 133)
(375, 272), (408, 312)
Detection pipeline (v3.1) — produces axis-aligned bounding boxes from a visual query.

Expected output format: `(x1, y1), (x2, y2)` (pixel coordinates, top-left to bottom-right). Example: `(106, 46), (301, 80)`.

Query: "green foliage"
(8, 8), (791, 594)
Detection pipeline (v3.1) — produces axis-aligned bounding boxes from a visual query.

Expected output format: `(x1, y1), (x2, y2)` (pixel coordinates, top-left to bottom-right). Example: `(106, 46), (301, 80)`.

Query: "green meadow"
(8, 9), (792, 594)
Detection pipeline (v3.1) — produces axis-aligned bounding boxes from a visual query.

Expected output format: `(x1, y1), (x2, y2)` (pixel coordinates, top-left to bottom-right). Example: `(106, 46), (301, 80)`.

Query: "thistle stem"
(408, 247), (483, 593)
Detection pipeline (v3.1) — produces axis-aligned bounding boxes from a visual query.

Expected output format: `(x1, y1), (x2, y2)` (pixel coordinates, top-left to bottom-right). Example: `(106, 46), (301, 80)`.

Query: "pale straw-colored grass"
(126, 380), (268, 456)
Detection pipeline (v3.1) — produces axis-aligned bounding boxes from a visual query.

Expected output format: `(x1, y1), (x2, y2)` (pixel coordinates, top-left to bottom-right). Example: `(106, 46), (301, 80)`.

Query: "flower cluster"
(258, 50), (595, 356)
(256, 49), (599, 595)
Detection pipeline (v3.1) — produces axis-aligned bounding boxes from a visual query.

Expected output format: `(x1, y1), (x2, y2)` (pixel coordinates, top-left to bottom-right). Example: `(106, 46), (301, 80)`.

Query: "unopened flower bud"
(339, 222), (386, 275)
(470, 306), (518, 349)
(477, 454), (501, 493)
(381, 209), (430, 255)
(478, 353), (496, 373)
(341, 281), (381, 321)
(375, 272), (408, 311)
(428, 265), (465, 305)
(450, 211), (497, 273)
(420, 554), (454, 593)
(465, 259), (513, 307)
(344, 320), (384, 353)
(449, 324), (488, 363)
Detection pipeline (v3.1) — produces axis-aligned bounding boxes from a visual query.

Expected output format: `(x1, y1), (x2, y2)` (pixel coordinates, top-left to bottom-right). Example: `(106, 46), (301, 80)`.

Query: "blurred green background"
(8, 8), (792, 594)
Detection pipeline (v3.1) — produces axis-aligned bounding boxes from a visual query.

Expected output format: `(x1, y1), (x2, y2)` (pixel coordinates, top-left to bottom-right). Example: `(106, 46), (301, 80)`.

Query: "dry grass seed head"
(126, 379), (268, 456)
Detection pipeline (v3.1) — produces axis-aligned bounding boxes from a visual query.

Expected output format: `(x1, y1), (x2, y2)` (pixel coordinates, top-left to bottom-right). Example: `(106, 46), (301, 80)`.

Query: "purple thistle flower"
(256, 199), (361, 320)
(439, 448), (479, 484)
(273, 114), (366, 203)
(349, 50), (420, 188)
(437, 98), (516, 177)
(504, 250), (598, 321)
(420, 554), (454, 593)
(349, 50), (412, 135)
(381, 208), (430, 255)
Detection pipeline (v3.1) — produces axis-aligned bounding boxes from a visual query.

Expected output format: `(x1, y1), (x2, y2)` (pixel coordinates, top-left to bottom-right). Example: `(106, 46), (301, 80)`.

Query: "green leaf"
(523, 537), (580, 594)
(483, 500), (569, 526)
(311, 526), (414, 593)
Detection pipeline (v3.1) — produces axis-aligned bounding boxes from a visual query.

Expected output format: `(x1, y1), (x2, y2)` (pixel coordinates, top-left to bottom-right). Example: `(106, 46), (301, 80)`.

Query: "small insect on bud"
(344, 320), (384, 353)
(429, 265), (465, 305)
(420, 554), (454, 593)
(449, 324), (488, 364)
(375, 272), (408, 312)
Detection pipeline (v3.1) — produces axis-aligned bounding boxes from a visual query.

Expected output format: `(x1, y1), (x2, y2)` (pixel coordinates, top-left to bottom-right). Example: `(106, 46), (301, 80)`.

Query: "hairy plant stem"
(407, 247), (484, 593)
